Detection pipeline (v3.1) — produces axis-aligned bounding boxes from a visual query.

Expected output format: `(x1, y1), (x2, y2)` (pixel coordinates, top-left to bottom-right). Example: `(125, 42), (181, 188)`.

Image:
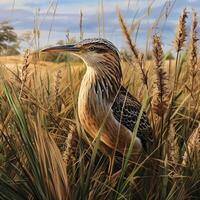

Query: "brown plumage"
(42, 38), (153, 162)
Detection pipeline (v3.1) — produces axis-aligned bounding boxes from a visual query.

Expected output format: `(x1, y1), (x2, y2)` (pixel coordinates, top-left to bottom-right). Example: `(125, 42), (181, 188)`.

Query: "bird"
(42, 38), (153, 166)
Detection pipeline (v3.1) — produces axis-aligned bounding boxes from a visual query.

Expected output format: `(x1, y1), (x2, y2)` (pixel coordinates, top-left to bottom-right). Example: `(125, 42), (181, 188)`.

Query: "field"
(0, 7), (200, 200)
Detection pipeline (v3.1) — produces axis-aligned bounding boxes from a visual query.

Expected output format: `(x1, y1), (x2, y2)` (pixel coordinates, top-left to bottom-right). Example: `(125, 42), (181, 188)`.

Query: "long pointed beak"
(41, 44), (80, 53)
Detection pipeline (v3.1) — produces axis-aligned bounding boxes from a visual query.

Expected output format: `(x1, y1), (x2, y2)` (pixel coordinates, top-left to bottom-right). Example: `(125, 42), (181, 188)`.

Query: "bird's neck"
(80, 61), (122, 100)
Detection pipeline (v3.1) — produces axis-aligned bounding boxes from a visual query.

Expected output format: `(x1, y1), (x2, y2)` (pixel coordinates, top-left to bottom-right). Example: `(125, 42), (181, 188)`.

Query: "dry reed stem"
(55, 69), (62, 98)
(19, 49), (30, 99)
(54, 69), (62, 111)
(118, 11), (139, 59)
(63, 125), (78, 167)
(118, 11), (148, 86)
(182, 124), (200, 167)
(174, 8), (188, 52)
(80, 9), (83, 40)
(168, 124), (179, 163)
(152, 34), (169, 117)
(189, 10), (199, 91)
(33, 118), (70, 200)
(21, 49), (30, 82)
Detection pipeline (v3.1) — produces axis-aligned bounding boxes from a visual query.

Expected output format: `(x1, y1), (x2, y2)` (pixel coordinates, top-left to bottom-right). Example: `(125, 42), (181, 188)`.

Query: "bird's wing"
(111, 86), (153, 151)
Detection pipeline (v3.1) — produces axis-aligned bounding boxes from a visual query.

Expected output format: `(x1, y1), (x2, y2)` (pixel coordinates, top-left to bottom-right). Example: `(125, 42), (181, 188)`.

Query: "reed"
(189, 10), (198, 92)
(152, 33), (169, 117)
(174, 8), (188, 52)
(118, 11), (148, 87)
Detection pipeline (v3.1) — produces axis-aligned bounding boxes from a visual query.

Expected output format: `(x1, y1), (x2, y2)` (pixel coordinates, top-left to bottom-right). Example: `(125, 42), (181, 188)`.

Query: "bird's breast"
(78, 78), (110, 138)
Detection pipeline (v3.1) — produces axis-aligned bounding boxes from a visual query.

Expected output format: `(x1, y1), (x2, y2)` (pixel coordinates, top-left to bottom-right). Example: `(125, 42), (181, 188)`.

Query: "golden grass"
(0, 8), (200, 200)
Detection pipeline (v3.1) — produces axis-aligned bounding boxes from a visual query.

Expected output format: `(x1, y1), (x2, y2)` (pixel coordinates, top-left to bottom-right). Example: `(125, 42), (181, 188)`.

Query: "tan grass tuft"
(54, 69), (62, 111)
(118, 11), (148, 86)
(182, 124), (200, 167)
(63, 125), (78, 167)
(33, 116), (70, 200)
(55, 69), (62, 98)
(168, 124), (179, 163)
(189, 10), (199, 91)
(174, 8), (188, 52)
(19, 49), (30, 98)
(118, 11), (139, 59)
(152, 33), (169, 117)
(21, 49), (30, 83)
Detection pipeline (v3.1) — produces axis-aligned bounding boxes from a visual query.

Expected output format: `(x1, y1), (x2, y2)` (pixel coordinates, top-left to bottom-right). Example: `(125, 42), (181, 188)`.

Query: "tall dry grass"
(0, 5), (200, 200)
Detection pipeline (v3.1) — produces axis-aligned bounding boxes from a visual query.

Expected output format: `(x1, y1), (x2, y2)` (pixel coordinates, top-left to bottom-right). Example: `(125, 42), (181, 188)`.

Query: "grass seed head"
(174, 8), (188, 52)
(189, 10), (199, 80)
(152, 33), (169, 117)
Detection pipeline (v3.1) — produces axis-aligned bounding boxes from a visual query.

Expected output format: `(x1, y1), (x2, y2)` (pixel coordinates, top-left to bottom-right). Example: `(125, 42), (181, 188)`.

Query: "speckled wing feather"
(111, 86), (153, 151)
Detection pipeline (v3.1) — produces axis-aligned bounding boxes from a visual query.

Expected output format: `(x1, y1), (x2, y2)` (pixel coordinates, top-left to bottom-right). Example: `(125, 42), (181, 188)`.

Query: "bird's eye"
(89, 46), (95, 51)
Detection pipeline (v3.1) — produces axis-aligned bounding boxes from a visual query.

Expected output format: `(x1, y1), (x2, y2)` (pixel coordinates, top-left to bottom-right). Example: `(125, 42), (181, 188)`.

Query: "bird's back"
(111, 86), (153, 152)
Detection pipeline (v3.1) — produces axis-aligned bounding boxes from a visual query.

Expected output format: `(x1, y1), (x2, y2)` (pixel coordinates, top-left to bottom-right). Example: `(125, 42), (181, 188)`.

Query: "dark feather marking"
(112, 86), (153, 151)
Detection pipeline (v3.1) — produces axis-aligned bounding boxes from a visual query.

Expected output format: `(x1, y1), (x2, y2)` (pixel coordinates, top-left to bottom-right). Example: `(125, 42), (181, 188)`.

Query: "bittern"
(42, 38), (153, 164)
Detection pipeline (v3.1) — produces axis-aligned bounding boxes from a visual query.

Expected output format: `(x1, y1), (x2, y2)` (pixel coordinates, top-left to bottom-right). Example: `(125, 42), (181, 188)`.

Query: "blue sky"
(0, 0), (199, 51)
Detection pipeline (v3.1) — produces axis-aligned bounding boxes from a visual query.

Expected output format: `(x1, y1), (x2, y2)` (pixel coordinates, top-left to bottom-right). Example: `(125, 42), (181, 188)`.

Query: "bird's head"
(41, 38), (120, 70)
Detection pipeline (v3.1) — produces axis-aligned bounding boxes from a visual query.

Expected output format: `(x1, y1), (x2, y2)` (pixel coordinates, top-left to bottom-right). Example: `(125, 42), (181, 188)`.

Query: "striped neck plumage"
(83, 59), (122, 100)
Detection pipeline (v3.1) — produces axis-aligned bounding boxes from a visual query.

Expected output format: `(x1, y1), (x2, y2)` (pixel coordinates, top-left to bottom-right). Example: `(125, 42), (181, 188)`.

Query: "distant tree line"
(0, 21), (20, 55)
